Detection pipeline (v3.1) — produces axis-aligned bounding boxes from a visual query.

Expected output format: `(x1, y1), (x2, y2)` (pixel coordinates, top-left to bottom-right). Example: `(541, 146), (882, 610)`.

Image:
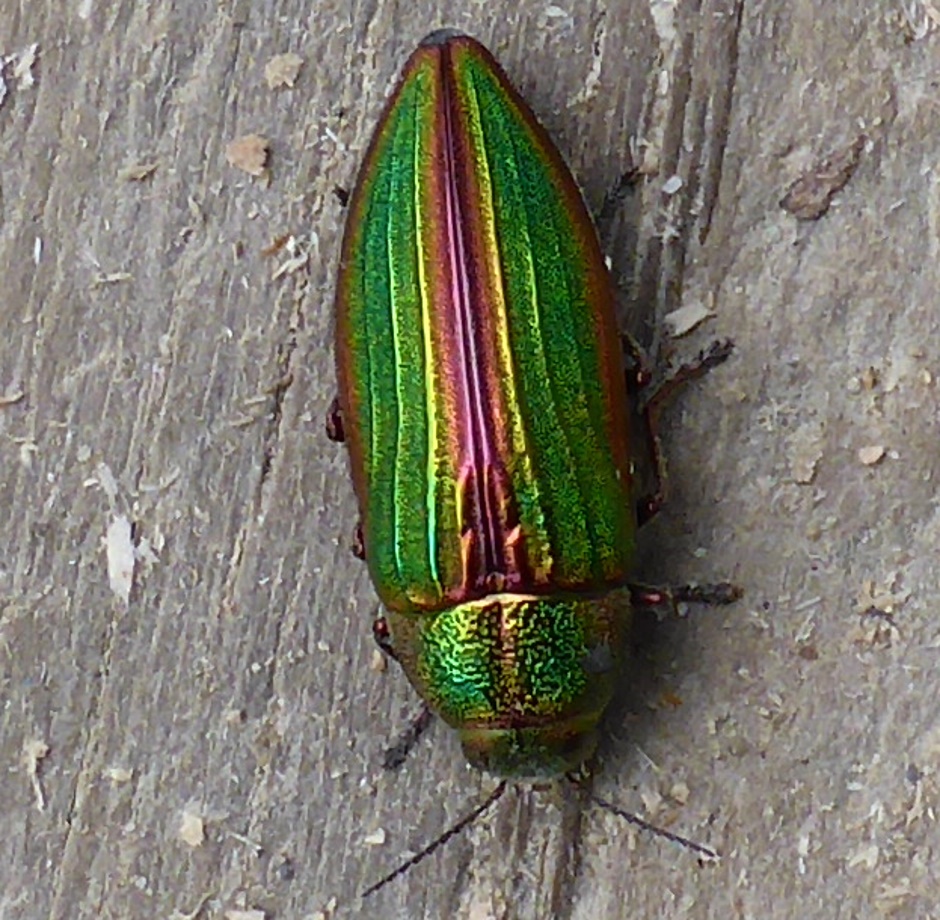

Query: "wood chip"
(226, 134), (270, 176)
(179, 811), (205, 847)
(264, 52), (303, 89)
(858, 445), (885, 466)
(118, 161), (158, 181)
(22, 738), (50, 810)
(105, 766), (134, 783)
(780, 135), (865, 220)
(0, 389), (25, 406)
(91, 271), (133, 287)
(668, 780), (690, 805)
(262, 233), (291, 257)
(9, 43), (39, 87)
(371, 648), (387, 672)
(664, 301), (715, 337)
(788, 425), (823, 483)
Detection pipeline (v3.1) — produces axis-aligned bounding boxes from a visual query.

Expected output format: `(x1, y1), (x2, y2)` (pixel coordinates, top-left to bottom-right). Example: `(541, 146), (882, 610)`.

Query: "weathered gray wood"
(2, 1), (938, 918)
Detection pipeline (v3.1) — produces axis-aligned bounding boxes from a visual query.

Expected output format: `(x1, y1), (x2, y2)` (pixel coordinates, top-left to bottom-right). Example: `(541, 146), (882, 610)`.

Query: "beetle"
(328, 29), (738, 893)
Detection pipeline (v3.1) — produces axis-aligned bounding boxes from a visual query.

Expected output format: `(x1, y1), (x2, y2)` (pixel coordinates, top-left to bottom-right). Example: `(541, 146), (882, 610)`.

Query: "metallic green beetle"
(331, 30), (724, 781)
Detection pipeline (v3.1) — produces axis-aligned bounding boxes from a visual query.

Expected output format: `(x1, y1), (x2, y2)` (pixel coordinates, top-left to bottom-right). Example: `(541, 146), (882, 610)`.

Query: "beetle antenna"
(566, 774), (719, 860)
(362, 780), (508, 897)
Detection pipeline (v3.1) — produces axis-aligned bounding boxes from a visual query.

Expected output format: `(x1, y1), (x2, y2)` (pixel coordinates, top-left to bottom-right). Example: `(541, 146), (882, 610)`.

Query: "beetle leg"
(352, 522), (365, 559)
(372, 614), (397, 660)
(624, 338), (734, 524)
(326, 395), (345, 442)
(596, 168), (642, 240)
(372, 617), (436, 768)
(382, 703), (434, 770)
(638, 339), (735, 417)
(620, 332), (662, 523)
(629, 580), (742, 612)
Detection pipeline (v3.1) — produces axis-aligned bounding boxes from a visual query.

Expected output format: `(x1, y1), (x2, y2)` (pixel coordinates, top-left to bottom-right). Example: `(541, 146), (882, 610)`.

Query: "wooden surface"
(3, 2), (939, 918)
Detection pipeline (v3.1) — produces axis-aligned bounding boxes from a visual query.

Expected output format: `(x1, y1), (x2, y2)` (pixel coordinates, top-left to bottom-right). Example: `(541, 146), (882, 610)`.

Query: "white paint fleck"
(664, 301), (714, 336)
(662, 174), (683, 195)
(106, 514), (135, 605)
(363, 827), (386, 846)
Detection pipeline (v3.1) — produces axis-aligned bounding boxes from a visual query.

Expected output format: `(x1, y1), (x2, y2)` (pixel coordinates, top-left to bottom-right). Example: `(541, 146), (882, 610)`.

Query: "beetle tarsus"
(382, 702), (434, 770)
(372, 615), (396, 659)
(640, 339), (735, 417)
(326, 395), (345, 442)
(620, 331), (654, 391)
(352, 523), (365, 559)
(673, 582), (743, 606)
(597, 168), (642, 237)
(630, 581), (742, 611)
(635, 492), (663, 526)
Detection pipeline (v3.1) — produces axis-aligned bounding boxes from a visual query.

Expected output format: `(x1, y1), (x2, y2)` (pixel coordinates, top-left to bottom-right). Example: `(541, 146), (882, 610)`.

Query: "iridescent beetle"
(328, 30), (738, 893)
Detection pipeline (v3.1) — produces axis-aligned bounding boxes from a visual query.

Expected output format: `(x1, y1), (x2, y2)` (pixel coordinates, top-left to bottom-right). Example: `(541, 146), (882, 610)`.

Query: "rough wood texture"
(2, 2), (938, 918)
